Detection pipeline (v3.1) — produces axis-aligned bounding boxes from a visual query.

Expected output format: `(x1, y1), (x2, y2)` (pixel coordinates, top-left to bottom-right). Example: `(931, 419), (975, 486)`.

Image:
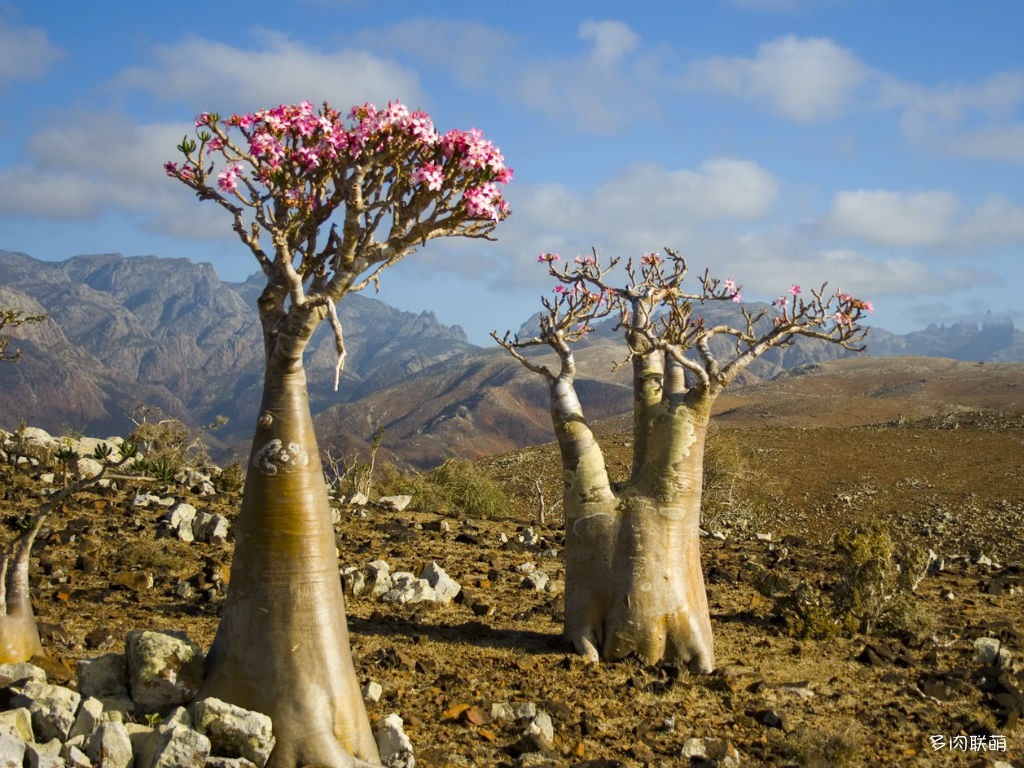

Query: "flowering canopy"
(166, 100), (511, 297)
(496, 248), (872, 397)
(166, 100), (512, 386)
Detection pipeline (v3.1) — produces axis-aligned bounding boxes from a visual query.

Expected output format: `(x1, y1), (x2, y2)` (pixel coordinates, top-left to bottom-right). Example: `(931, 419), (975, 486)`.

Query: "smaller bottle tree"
(0, 438), (140, 663)
(494, 248), (871, 671)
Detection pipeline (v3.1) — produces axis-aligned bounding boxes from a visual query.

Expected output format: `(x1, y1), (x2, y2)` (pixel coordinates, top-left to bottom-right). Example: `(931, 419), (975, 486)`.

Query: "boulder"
(86, 721), (133, 768)
(420, 561), (461, 604)
(375, 713), (414, 768)
(190, 697), (275, 767)
(10, 681), (81, 742)
(126, 630), (204, 713)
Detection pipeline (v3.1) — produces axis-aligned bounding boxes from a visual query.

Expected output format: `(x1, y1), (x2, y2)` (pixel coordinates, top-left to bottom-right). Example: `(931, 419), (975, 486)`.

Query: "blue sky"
(1, 1), (1022, 344)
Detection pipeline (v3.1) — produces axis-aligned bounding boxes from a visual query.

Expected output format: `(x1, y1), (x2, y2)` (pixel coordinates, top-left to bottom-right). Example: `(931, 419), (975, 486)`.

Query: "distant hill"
(1, 250), (1021, 468)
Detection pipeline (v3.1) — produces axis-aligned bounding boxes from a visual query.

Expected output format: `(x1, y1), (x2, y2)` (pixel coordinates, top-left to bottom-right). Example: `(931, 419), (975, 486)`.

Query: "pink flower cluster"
(217, 163), (243, 194)
(722, 279), (742, 303)
(168, 100), (512, 220)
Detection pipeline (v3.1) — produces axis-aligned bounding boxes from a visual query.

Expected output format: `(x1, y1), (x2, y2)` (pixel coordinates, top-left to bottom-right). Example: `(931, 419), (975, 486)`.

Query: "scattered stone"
(0, 707), (34, 742)
(25, 737), (63, 768)
(86, 720), (133, 768)
(974, 637), (1012, 667)
(348, 491), (369, 506)
(420, 561), (461, 604)
(0, 732), (26, 767)
(365, 560), (393, 597)
(382, 572), (437, 605)
(362, 680), (384, 705)
(375, 713), (415, 768)
(10, 681), (81, 742)
(680, 737), (742, 767)
(192, 512), (231, 545)
(77, 653), (129, 700)
(112, 571), (155, 591)
(166, 503), (198, 542)
(68, 696), (104, 741)
(191, 697), (275, 767)
(141, 723), (211, 768)
(521, 570), (550, 592)
(379, 495), (412, 512)
(0, 662), (47, 686)
(126, 630), (205, 713)
(75, 457), (105, 479)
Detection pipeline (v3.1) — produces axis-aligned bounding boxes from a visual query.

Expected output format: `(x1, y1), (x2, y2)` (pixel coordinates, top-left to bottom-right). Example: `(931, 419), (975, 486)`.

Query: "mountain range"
(2, 250), (1022, 468)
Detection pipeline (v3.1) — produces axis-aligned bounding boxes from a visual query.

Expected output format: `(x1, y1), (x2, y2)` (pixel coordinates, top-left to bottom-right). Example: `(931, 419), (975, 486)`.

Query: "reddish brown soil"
(3, 356), (1024, 767)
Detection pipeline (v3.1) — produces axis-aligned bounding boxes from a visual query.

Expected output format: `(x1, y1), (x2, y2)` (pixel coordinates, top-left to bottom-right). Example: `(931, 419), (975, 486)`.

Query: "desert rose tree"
(494, 249), (871, 672)
(166, 100), (511, 768)
(0, 309), (47, 663)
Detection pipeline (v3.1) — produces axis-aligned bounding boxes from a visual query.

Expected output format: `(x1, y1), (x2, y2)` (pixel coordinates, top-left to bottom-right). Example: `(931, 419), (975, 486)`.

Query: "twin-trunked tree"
(165, 101), (511, 768)
(495, 250), (871, 673)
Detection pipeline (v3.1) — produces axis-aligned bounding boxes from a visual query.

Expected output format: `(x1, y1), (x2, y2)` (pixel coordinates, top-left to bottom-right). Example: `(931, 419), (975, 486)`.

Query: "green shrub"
(387, 459), (510, 519)
(773, 521), (930, 639)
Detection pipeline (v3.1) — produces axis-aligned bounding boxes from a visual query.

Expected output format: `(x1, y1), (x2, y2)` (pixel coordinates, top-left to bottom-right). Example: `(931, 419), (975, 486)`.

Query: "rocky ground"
(1, 406), (1023, 766)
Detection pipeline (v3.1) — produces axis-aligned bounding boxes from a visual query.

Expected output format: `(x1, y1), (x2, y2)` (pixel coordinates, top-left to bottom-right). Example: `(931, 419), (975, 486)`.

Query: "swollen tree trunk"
(558, 358), (716, 673)
(201, 346), (379, 767)
(0, 515), (46, 663)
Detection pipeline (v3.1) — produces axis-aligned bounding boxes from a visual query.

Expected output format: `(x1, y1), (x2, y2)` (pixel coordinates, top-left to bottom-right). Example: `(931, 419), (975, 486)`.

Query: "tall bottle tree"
(166, 100), (511, 768)
(495, 249), (870, 672)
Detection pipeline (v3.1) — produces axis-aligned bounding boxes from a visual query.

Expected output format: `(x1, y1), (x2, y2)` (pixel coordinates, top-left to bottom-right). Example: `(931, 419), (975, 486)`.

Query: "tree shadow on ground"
(349, 613), (569, 655)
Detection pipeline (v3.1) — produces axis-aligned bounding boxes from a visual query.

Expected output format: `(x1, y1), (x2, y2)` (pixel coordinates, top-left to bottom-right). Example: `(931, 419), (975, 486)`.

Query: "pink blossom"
(412, 162), (444, 191)
(723, 279), (737, 293)
(862, 300), (874, 313)
(789, 284), (801, 296)
(463, 183), (502, 220)
(773, 296), (787, 308)
(196, 113), (213, 127)
(538, 253), (561, 263)
(731, 293), (743, 303)
(217, 163), (243, 193)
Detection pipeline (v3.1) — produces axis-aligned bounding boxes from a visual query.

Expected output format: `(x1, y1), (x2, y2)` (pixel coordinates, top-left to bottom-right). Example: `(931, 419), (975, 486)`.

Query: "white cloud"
(823, 189), (957, 247)
(593, 159), (778, 224)
(113, 30), (423, 114)
(0, 19), (63, 87)
(578, 20), (640, 68)
(884, 71), (1024, 160)
(683, 35), (868, 121)
(0, 111), (230, 239)
(514, 21), (659, 134)
(951, 124), (1024, 161)
(959, 195), (1024, 246)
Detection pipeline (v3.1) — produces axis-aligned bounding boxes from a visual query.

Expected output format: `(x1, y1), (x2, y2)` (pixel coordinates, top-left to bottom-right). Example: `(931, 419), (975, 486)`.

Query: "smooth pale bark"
(201, 348), (379, 768)
(0, 516), (46, 663)
(556, 355), (716, 672)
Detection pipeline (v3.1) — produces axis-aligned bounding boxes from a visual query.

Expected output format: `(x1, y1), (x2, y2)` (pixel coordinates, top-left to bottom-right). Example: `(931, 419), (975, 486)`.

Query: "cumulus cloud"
(0, 19), (63, 87)
(0, 111), (228, 238)
(113, 30), (423, 114)
(959, 195), (1024, 246)
(513, 21), (660, 134)
(592, 159), (779, 224)
(823, 189), (958, 247)
(823, 188), (1024, 250)
(683, 35), (869, 121)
